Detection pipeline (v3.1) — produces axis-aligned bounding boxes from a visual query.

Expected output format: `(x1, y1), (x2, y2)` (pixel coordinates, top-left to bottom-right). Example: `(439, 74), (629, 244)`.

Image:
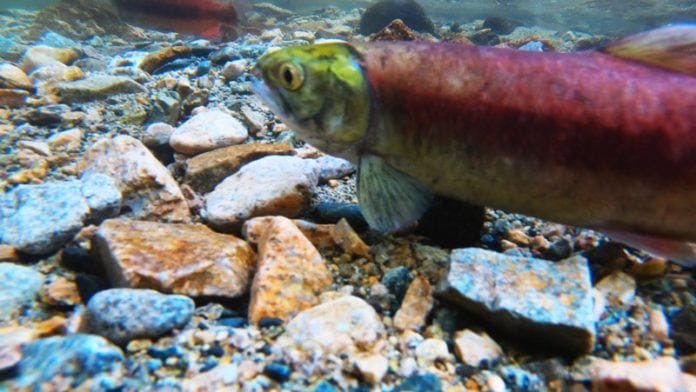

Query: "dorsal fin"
(602, 24), (696, 75)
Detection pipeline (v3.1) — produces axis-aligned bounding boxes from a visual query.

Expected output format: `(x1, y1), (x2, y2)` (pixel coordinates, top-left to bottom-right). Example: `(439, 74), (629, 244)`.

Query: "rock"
(184, 143), (293, 193)
(0, 176), (120, 254)
(394, 276), (433, 332)
(312, 155), (355, 183)
(138, 46), (193, 74)
(78, 135), (191, 222)
(649, 308), (670, 343)
(142, 122), (176, 148)
(670, 305), (696, 355)
(0, 327), (36, 372)
(415, 338), (451, 367)
(11, 334), (123, 389)
(359, 0), (435, 35)
(594, 271), (636, 305)
(356, 354), (389, 385)
(483, 16), (521, 35)
(590, 357), (696, 392)
(436, 248), (595, 356)
(84, 288), (194, 345)
(169, 108), (248, 155)
(453, 329), (503, 367)
(0, 88), (29, 107)
(55, 75), (146, 103)
(40, 276), (81, 307)
(47, 128), (83, 153)
(244, 217), (336, 249)
(312, 202), (368, 232)
(0, 63), (32, 90)
(382, 266), (414, 304)
(0, 245), (19, 262)
(93, 219), (255, 298)
(21, 45), (79, 73)
(394, 373), (442, 392)
(248, 216), (332, 324)
(204, 156), (318, 231)
(222, 59), (249, 81)
(331, 218), (371, 259)
(0, 263), (44, 319)
(276, 295), (385, 359)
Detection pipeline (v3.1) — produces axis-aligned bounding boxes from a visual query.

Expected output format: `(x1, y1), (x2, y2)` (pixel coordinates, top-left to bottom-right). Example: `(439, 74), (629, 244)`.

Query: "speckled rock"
(0, 263), (44, 320)
(0, 175), (120, 254)
(79, 135), (191, 223)
(11, 334), (123, 389)
(84, 288), (194, 345)
(20, 45), (79, 73)
(453, 329), (503, 367)
(93, 219), (255, 298)
(184, 143), (294, 193)
(248, 216), (332, 324)
(204, 156), (318, 231)
(243, 216), (337, 249)
(436, 248), (595, 356)
(55, 75), (146, 103)
(590, 357), (696, 392)
(394, 276), (433, 332)
(0, 63), (32, 90)
(169, 108), (248, 155)
(276, 295), (385, 358)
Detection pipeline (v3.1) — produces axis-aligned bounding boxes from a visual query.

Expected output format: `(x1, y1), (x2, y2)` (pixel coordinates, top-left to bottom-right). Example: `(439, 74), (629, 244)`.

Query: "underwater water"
(0, 0), (695, 391)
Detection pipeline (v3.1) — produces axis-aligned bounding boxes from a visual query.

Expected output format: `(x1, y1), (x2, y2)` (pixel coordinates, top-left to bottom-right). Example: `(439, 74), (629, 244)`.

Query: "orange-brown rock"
(248, 216), (332, 325)
(331, 218), (371, 259)
(93, 219), (255, 298)
(184, 143), (294, 193)
(393, 276), (433, 332)
(41, 277), (81, 306)
(0, 245), (20, 262)
(21, 46), (80, 73)
(138, 46), (193, 74)
(0, 89), (29, 108)
(243, 216), (336, 249)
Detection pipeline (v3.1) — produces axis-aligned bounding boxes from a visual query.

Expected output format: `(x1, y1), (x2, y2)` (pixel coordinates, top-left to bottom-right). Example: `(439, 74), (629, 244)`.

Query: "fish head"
(251, 42), (370, 159)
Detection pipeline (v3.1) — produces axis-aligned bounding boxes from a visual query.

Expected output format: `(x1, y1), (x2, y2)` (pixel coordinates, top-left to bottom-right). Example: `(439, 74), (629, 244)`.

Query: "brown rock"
(331, 218), (371, 259)
(0, 88), (29, 108)
(93, 219), (255, 298)
(21, 46), (79, 73)
(394, 276), (433, 332)
(0, 63), (32, 90)
(78, 135), (191, 222)
(453, 329), (503, 367)
(243, 216), (336, 249)
(590, 357), (696, 392)
(184, 143), (293, 193)
(248, 216), (332, 324)
(649, 308), (670, 343)
(138, 46), (193, 74)
(0, 245), (20, 262)
(41, 276), (81, 306)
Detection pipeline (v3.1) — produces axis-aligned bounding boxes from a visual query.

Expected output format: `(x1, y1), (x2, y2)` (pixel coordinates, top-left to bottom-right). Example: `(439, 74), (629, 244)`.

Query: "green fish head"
(251, 42), (371, 157)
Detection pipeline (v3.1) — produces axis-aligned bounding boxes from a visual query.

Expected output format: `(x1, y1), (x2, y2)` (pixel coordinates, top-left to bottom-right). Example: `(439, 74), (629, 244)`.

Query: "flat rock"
(0, 175), (120, 254)
(248, 216), (332, 325)
(184, 143), (294, 193)
(138, 46), (193, 74)
(11, 334), (123, 389)
(0, 263), (44, 320)
(394, 276), (433, 332)
(93, 219), (255, 298)
(21, 45), (79, 73)
(453, 329), (503, 367)
(590, 357), (696, 392)
(204, 156), (318, 231)
(55, 75), (146, 103)
(436, 248), (595, 356)
(79, 135), (191, 222)
(84, 288), (194, 345)
(243, 216), (337, 249)
(169, 109), (248, 155)
(0, 63), (32, 90)
(276, 295), (385, 358)
(0, 88), (29, 107)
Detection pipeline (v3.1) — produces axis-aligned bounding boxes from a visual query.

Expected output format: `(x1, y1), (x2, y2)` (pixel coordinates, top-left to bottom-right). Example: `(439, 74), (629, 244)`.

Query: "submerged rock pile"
(0, 3), (694, 391)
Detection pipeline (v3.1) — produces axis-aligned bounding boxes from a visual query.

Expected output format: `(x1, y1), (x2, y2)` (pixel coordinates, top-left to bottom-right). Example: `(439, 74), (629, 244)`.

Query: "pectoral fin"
(603, 229), (696, 268)
(603, 24), (696, 75)
(358, 155), (433, 233)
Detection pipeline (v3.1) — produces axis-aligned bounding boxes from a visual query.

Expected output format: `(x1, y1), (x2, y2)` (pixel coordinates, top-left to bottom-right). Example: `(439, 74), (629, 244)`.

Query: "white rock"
(453, 329), (503, 367)
(595, 271), (636, 305)
(0, 63), (32, 90)
(415, 338), (451, 367)
(222, 59), (248, 81)
(356, 354), (389, 385)
(170, 108), (248, 155)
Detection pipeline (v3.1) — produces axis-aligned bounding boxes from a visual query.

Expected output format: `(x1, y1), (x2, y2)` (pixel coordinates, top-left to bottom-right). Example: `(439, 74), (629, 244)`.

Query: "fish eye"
(278, 62), (304, 91)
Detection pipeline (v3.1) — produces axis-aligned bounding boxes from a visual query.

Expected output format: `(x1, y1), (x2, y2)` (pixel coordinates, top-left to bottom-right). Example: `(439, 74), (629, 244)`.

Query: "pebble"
(21, 45), (79, 73)
(142, 122), (176, 148)
(276, 295), (385, 359)
(93, 219), (255, 298)
(241, 105), (266, 133)
(312, 154), (355, 183)
(436, 248), (595, 356)
(169, 108), (249, 155)
(11, 334), (123, 389)
(248, 216), (332, 324)
(0, 63), (32, 90)
(356, 354), (389, 385)
(594, 271), (637, 305)
(0, 263), (44, 319)
(204, 156), (318, 231)
(0, 175), (120, 254)
(263, 362), (291, 382)
(84, 288), (194, 345)
(394, 276), (434, 332)
(184, 142), (293, 193)
(40, 276), (81, 306)
(590, 357), (696, 392)
(55, 74), (146, 103)
(0, 88), (29, 107)
(78, 135), (191, 222)
(415, 338), (452, 367)
(330, 218), (371, 259)
(453, 329), (503, 367)
(222, 59), (249, 81)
